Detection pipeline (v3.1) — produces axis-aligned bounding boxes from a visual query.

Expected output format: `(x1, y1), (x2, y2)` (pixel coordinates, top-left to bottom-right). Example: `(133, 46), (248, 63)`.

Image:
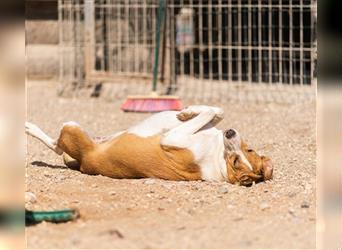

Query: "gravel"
(26, 82), (316, 249)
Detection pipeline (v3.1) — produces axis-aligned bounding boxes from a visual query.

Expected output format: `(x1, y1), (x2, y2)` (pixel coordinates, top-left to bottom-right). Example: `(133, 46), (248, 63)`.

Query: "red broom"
(121, 0), (182, 112)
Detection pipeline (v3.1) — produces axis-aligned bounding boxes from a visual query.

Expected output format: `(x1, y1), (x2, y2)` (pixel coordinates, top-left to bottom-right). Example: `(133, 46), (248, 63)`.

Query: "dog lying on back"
(26, 105), (273, 186)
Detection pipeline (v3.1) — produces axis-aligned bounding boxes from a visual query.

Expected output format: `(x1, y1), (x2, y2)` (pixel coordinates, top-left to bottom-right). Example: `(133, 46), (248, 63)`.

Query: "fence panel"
(58, 0), (317, 102)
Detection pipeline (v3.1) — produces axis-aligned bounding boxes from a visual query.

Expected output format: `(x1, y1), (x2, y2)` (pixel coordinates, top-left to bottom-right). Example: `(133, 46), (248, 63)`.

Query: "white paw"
(25, 122), (39, 136)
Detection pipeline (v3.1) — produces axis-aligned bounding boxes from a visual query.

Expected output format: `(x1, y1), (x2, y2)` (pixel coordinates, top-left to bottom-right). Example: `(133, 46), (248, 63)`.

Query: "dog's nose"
(225, 129), (236, 139)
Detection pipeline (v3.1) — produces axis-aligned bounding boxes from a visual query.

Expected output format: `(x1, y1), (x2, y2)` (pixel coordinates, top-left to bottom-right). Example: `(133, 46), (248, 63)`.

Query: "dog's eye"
(247, 149), (254, 153)
(233, 156), (239, 166)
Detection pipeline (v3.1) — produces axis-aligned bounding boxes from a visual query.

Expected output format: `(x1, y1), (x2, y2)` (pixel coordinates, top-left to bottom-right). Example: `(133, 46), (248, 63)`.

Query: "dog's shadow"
(31, 161), (67, 170)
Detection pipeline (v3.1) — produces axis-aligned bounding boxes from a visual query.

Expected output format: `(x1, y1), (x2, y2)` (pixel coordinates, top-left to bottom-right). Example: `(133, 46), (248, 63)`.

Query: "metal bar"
(300, 0), (303, 85)
(96, 3), (315, 8)
(289, 1), (293, 85)
(208, 1), (213, 100)
(76, 0), (82, 85)
(208, 1), (213, 81)
(189, 0), (194, 81)
(258, 0), (262, 83)
(143, 0), (147, 74)
(108, 0), (114, 73)
(80, 42), (313, 51)
(237, 0), (242, 83)
(125, 0), (129, 73)
(218, 0), (223, 101)
(116, 0), (122, 72)
(311, 0), (317, 84)
(100, 1), (105, 71)
(169, 4), (177, 93)
(68, 0), (73, 82)
(180, 0), (184, 76)
(132, 1), (138, 73)
(58, 0), (63, 85)
(268, 0), (272, 83)
(279, 0), (283, 84)
(166, 3), (314, 8)
(248, 0), (252, 83)
(228, 3), (232, 82)
(160, 0), (168, 83)
(198, 3), (204, 93)
(84, 1), (95, 78)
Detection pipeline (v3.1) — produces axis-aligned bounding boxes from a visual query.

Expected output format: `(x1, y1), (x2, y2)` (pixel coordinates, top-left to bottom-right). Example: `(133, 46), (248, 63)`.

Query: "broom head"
(121, 95), (183, 112)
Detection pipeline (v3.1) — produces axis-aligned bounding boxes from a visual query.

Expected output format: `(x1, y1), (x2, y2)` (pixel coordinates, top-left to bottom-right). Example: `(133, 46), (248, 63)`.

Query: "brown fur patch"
(241, 141), (273, 181)
(225, 141), (273, 186)
(58, 129), (201, 181)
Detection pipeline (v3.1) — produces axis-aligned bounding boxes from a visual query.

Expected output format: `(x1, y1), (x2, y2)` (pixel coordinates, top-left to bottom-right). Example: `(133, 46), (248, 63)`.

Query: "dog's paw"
(177, 105), (223, 121)
(177, 109), (198, 121)
(25, 122), (38, 136)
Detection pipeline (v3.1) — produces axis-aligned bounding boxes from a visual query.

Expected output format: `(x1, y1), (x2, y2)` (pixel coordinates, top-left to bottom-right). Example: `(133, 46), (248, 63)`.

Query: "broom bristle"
(121, 96), (182, 112)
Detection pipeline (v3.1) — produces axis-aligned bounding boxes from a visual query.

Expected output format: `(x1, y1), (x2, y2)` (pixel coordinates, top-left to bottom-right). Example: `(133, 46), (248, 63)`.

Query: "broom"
(121, 0), (182, 112)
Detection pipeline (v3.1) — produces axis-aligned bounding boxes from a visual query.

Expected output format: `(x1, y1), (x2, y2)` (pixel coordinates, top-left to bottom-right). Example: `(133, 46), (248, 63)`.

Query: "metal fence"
(58, 0), (317, 102)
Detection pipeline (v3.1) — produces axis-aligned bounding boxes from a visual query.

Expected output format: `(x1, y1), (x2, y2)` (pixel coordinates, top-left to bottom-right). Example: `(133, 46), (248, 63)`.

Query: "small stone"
(91, 184), (98, 188)
(43, 171), (51, 177)
(288, 191), (297, 197)
(56, 175), (66, 181)
(288, 208), (295, 215)
(187, 209), (195, 215)
(25, 192), (37, 204)
(107, 229), (124, 239)
(162, 183), (174, 189)
(309, 217), (315, 221)
(301, 201), (310, 208)
(109, 191), (116, 196)
(233, 216), (244, 221)
(218, 186), (229, 194)
(144, 179), (155, 185)
(259, 202), (270, 210)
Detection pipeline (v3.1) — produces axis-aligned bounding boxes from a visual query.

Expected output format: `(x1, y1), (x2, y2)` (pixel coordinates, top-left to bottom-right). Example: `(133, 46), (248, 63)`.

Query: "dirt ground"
(26, 81), (316, 249)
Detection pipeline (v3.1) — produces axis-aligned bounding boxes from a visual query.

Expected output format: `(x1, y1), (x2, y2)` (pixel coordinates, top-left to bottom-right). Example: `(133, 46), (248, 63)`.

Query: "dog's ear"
(262, 157), (273, 180)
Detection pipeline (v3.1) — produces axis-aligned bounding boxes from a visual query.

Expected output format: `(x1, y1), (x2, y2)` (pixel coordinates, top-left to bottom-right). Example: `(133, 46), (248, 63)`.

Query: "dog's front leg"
(161, 108), (216, 148)
(177, 105), (224, 126)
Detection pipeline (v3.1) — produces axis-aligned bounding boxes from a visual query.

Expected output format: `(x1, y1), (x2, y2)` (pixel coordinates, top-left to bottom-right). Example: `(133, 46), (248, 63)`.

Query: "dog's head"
(223, 129), (273, 186)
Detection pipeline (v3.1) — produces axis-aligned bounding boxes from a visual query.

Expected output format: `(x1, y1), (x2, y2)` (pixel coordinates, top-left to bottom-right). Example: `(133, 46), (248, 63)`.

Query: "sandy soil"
(26, 81), (316, 249)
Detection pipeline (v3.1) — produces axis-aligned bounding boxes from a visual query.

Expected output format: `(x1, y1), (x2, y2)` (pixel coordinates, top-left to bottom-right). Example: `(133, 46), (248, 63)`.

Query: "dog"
(26, 105), (273, 186)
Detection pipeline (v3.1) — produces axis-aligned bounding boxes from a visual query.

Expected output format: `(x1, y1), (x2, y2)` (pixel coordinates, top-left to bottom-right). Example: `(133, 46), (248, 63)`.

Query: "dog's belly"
(80, 133), (202, 181)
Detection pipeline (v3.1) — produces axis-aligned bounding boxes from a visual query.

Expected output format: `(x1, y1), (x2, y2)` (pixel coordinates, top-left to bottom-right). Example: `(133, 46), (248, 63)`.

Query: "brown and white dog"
(25, 105), (273, 186)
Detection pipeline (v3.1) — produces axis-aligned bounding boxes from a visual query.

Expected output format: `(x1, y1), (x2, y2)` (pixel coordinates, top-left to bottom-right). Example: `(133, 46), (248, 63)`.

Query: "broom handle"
(152, 0), (166, 92)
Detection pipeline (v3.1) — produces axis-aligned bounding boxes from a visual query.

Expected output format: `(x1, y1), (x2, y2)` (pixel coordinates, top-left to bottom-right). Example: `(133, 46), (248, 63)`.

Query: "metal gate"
(58, 0), (316, 102)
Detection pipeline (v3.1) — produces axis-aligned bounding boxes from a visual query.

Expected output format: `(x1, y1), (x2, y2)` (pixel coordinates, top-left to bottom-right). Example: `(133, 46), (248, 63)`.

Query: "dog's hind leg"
(62, 153), (80, 170)
(25, 122), (63, 155)
(25, 121), (87, 170)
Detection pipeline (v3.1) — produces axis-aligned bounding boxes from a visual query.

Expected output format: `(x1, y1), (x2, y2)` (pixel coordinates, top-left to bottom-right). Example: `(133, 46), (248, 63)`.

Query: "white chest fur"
(189, 128), (227, 181)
